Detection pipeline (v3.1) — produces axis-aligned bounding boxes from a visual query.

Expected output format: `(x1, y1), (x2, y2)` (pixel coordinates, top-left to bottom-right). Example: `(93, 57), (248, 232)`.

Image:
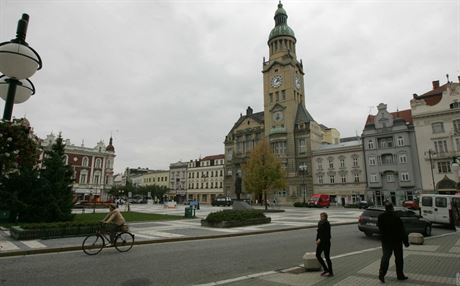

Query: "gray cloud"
(1, 0), (459, 173)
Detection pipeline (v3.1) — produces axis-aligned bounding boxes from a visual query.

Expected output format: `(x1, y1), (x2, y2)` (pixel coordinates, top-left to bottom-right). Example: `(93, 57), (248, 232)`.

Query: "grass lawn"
(74, 211), (183, 223)
(0, 212), (183, 228)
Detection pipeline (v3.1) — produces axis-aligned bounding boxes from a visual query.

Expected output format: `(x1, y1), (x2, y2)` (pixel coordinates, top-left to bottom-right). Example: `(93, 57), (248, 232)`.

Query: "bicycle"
(82, 223), (135, 255)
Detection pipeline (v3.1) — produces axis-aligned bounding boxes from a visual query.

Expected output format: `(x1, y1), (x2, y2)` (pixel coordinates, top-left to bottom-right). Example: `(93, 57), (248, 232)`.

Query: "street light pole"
(0, 14), (42, 121)
(428, 150), (436, 193)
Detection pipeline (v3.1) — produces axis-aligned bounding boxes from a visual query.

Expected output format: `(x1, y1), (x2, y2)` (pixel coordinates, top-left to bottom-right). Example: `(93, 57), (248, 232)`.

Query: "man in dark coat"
(377, 201), (409, 283)
(316, 212), (333, 277)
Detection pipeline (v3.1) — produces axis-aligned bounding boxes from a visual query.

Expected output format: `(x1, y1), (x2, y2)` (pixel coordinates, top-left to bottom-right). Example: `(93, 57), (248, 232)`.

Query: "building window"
(63, 155), (68, 165)
(368, 140), (375, 149)
(328, 159), (334, 169)
(399, 154), (407, 164)
(379, 137), (393, 148)
(82, 157), (89, 167)
(95, 158), (102, 168)
(370, 174), (378, 183)
(341, 176), (346, 183)
(432, 122), (445, 133)
(318, 176), (323, 184)
(340, 159), (345, 168)
(298, 138), (306, 154)
(354, 174), (360, 183)
(456, 138), (460, 151)
(317, 163), (323, 170)
(454, 119), (460, 133)
(400, 172), (409, 181)
(434, 140), (448, 153)
(353, 157), (358, 167)
(437, 161), (451, 173)
(272, 141), (286, 155)
(369, 157), (376, 166)
(397, 136), (404, 146)
(79, 172), (87, 184)
(281, 90), (286, 100)
(329, 176), (335, 184)
(386, 174), (395, 182)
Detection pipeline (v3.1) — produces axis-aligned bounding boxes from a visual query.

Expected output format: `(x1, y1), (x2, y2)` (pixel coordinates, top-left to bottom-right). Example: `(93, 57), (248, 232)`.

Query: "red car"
(402, 199), (420, 210)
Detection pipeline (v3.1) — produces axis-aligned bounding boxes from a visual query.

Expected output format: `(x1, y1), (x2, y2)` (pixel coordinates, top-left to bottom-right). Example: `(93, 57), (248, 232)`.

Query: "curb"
(0, 221), (357, 258)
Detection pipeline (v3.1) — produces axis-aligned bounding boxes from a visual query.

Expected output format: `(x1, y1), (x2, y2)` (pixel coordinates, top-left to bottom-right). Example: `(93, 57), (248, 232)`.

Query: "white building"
(411, 77), (460, 194)
(187, 154), (225, 204)
(312, 137), (366, 205)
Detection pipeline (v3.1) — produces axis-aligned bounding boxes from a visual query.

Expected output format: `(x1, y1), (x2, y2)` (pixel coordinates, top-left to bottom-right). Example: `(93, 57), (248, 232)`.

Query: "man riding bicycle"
(101, 204), (128, 245)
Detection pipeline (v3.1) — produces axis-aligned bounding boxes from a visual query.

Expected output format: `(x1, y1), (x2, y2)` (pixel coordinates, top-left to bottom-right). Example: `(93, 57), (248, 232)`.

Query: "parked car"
(128, 195), (147, 204)
(358, 207), (432, 237)
(358, 200), (373, 209)
(307, 194), (330, 208)
(402, 199), (420, 210)
(420, 194), (460, 228)
(211, 196), (233, 207)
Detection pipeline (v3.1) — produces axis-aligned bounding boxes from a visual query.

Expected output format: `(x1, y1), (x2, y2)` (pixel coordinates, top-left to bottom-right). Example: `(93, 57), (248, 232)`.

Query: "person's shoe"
(378, 274), (385, 283)
(397, 276), (408, 281)
(320, 271), (328, 276)
(326, 272), (334, 277)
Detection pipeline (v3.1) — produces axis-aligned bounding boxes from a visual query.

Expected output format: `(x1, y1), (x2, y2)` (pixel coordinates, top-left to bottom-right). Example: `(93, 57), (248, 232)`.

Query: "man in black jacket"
(377, 201), (409, 283)
(316, 212), (333, 277)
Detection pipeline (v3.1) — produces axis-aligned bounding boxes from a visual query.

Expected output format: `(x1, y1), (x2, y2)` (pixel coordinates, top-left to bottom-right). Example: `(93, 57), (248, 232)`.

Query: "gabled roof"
(365, 109), (412, 126)
(295, 104), (315, 123)
(412, 83), (448, 106)
(228, 111), (264, 134)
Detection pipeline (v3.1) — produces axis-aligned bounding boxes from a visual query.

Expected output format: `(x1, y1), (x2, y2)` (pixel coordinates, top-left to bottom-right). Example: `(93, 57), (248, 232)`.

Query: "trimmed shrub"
(204, 209), (266, 224)
(293, 202), (308, 207)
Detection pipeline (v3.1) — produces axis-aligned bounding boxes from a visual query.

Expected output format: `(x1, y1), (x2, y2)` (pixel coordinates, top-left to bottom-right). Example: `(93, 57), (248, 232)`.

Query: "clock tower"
(262, 1), (319, 202)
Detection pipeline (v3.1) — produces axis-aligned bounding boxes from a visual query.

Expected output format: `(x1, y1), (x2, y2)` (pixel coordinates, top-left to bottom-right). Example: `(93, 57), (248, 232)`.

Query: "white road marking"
(0, 241), (20, 251)
(20, 240), (47, 249)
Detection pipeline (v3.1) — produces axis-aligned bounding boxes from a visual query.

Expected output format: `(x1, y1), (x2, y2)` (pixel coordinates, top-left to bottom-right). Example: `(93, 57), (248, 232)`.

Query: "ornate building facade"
(187, 154), (225, 204)
(41, 134), (116, 201)
(411, 78), (460, 194)
(224, 3), (323, 204)
(362, 104), (422, 206)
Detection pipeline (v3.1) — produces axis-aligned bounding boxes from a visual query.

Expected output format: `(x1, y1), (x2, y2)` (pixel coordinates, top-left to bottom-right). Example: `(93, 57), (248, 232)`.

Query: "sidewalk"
(200, 231), (460, 286)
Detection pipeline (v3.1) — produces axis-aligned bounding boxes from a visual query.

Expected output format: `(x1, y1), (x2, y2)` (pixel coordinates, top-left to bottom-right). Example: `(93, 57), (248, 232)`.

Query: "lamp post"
(299, 164), (307, 204)
(452, 157), (460, 191)
(0, 14), (42, 121)
(427, 150), (437, 193)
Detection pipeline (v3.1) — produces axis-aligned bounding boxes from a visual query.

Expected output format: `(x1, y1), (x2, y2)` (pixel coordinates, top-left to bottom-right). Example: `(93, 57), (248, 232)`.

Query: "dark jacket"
(377, 210), (409, 245)
(316, 220), (331, 243)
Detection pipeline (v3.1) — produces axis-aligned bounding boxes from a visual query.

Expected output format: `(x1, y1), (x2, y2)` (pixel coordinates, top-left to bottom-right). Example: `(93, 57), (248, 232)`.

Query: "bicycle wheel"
(82, 234), (105, 255)
(115, 232), (134, 252)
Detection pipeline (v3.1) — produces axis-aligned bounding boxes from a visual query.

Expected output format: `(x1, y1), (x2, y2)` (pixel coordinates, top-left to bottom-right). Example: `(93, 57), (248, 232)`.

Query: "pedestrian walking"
(377, 201), (409, 283)
(316, 212), (333, 277)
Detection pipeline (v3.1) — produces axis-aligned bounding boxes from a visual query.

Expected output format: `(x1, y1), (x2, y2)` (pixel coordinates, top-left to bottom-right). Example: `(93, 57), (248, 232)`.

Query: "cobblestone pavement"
(198, 231), (460, 286)
(0, 205), (361, 255)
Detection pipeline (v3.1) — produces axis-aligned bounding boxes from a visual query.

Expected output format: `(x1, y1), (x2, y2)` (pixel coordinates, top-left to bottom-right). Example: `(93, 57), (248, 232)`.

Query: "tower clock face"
(295, 76), (301, 89)
(271, 75), (283, 88)
(272, 111), (284, 121)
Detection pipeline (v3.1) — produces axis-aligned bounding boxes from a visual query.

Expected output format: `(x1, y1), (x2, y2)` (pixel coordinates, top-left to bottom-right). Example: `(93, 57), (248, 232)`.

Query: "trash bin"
(184, 207), (194, 218)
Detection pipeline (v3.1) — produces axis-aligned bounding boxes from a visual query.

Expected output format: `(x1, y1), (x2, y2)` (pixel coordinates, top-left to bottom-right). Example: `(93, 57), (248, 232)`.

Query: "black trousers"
(379, 242), (404, 278)
(316, 241), (333, 274)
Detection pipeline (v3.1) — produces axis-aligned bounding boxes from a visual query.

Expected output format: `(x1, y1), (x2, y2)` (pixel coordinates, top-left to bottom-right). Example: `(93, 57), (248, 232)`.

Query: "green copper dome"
(268, 2), (295, 41)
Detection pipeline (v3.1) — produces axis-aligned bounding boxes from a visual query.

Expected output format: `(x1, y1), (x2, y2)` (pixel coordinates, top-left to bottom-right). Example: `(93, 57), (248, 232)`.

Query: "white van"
(420, 194), (460, 228)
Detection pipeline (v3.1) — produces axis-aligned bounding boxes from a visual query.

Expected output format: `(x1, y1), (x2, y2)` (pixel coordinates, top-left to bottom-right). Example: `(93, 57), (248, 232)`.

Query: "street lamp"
(299, 164), (307, 204)
(452, 157), (460, 190)
(0, 14), (42, 121)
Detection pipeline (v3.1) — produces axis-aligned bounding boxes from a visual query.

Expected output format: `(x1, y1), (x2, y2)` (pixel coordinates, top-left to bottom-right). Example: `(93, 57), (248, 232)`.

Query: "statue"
(235, 173), (242, 201)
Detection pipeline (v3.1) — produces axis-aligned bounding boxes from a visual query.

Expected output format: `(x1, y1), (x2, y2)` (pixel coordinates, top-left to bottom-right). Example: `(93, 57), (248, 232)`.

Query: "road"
(0, 224), (453, 286)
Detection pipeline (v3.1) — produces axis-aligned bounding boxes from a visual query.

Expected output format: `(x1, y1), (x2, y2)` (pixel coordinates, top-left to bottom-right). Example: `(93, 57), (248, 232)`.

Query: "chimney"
(432, 80), (439, 89)
(246, 106), (253, 116)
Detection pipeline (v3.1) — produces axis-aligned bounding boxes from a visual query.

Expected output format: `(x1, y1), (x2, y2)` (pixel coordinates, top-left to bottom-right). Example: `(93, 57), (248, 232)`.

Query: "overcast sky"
(1, 0), (459, 174)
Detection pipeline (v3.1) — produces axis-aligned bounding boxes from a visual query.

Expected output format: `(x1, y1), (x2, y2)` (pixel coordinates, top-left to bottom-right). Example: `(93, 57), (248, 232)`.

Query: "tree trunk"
(264, 190), (267, 210)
